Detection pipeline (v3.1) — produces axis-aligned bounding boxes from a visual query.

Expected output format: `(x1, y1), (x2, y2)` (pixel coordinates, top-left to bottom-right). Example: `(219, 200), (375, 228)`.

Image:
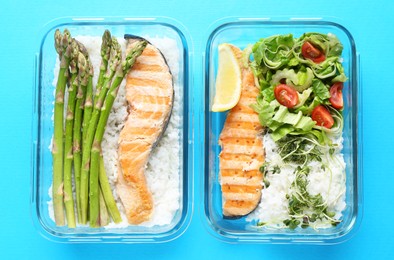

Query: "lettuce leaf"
(253, 34), (295, 69)
(311, 79), (330, 101)
(294, 96), (322, 115)
(332, 62), (348, 82)
(294, 88), (313, 109)
(261, 86), (275, 102)
(252, 100), (316, 141)
(253, 100), (278, 127)
(271, 67), (314, 92)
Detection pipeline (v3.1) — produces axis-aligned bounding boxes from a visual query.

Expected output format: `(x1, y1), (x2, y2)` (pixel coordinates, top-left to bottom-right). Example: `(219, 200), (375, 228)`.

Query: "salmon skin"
(117, 35), (174, 224)
(218, 44), (264, 218)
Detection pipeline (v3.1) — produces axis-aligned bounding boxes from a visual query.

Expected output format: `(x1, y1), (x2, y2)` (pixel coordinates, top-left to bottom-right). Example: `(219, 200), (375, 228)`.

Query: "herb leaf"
(277, 135), (323, 166)
(284, 166), (341, 229)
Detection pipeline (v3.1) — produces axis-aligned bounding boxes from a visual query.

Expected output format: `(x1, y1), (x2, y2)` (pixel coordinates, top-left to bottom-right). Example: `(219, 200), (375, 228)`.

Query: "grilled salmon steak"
(218, 45), (264, 218)
(117, 37), (173, 224)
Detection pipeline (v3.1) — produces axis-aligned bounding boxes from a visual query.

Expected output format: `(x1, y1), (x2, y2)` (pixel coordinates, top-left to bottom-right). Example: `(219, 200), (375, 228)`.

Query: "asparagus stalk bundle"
(80, 37), (122, 224)
(94, 30), (112, 106)
(52, 29), (78, 226)
(79, 32), (121, 226)
(89, 40), (147, 227)
(52, 29), (144, 228)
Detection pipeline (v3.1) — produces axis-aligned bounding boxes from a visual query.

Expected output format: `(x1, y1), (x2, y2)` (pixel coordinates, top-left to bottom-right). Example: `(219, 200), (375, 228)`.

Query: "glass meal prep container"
(203, 18), (362, 244)
(31, 17), (193, 243)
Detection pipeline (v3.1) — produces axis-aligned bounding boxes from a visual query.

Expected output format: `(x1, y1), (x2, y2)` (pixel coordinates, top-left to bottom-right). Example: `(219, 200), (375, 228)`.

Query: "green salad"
(250, 32), (346, 144)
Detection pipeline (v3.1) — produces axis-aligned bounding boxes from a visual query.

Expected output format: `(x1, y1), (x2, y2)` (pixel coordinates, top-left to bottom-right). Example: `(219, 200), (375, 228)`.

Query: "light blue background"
(1, 0), (393, 259)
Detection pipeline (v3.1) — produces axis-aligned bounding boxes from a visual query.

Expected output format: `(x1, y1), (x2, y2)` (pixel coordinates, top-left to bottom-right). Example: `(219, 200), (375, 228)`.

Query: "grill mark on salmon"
(131, 95), (171, 105)
(219, 128), (261, 139)
(220, 153), (264, 162)
(221, 169), (261, 177)
(222, 174), (261, 184)
(221, 143), (264, 156)
(132, 111), (165, 120)
(222, 184), (261, 193)
(231, 104), (255, 113)
(218, 44), (265, 218)
(128, 69), (172, 81)
(126, 86), (171, 97)
(127, 78), (170, 89)
(223, 111), (259, 122)
(223, 121), (261, 131)
(220, 159), (262, 172)
(117, 37), (173, 225)
(131, 63), (165, 72)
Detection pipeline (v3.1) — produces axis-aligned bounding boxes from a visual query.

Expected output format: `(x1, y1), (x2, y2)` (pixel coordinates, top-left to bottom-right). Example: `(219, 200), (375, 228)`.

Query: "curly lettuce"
(271, 67), (314, 92)
(252, 99), (316, 141)
(293, 33), (347, 81)
(253, 34), (297, 70)
(251, 32), (347, 142)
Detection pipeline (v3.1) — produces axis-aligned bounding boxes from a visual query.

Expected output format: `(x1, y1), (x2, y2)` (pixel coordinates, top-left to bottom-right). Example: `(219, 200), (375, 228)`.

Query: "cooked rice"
(246, 133), (346, 229)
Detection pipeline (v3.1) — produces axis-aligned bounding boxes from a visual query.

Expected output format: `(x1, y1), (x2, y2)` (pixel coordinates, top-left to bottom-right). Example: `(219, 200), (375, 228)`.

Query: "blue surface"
(1, 0), (393, 259)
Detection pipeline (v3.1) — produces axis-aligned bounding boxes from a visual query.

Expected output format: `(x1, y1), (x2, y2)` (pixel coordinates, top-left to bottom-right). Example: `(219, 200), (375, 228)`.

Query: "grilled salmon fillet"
(117, 37), (173, 224)
(218, 45), (264, 218)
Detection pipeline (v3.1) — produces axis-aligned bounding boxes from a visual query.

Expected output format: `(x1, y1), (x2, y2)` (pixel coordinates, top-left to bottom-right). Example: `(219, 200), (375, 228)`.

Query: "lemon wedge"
(211, 43), (242, 112)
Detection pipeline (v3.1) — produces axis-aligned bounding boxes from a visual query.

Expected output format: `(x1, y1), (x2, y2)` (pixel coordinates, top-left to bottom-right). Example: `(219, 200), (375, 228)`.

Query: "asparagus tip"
(76, 40), (88, 58)
(78, 52), (87, 71)
(101, 30), (112, 61)
(77, 52), (89, 86)
(104, 37), (122, 77)
(122, 40), (147, 74)
(54, 30), (63, 56)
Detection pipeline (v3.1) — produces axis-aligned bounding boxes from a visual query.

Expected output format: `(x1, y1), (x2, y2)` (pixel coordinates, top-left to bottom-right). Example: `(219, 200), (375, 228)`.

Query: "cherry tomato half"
(329, 82), (344, 109)
(301, 41), (326, 63)
(311, 105), (334, 129)
(274, 84), (299, 108)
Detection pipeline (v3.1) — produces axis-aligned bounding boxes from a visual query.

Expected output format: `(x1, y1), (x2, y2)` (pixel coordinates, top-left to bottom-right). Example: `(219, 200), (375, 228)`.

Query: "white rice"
(246, 133), (346, 229)
(49, 35), (181, 227)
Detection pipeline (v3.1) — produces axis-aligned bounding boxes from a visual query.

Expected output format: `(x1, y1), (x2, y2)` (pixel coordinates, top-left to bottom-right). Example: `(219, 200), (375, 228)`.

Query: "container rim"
(30, 16), (194, 243)
(201, 16), (363, 244)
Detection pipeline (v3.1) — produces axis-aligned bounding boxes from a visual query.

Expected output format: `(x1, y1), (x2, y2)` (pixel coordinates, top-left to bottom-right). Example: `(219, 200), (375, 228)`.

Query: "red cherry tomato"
(329, 82), (344, 109)
(301, 41), (326, 63)
(274, 84), (299, 108)
(311, 105), (334, 129)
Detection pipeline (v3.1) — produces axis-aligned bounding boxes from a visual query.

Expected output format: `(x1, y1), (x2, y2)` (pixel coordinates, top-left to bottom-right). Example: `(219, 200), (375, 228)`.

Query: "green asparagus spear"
(63, 51), (84, 228)
(73, 42), (90, 223)
(52, 29), (78, 226)
(89, 40), (147, 227)
(94, 30), (112, 104)
(82, 70), (94, 143)
(99, 188), (110, 226)
(54, 30), (63, 59)
(83, 30), (110, 143)
(79, 37), (122, 224)
(99, 156), (122, 223)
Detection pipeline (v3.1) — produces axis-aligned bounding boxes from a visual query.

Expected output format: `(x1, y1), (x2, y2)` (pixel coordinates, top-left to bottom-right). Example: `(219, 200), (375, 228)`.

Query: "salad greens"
(251, 32), (346, 142)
